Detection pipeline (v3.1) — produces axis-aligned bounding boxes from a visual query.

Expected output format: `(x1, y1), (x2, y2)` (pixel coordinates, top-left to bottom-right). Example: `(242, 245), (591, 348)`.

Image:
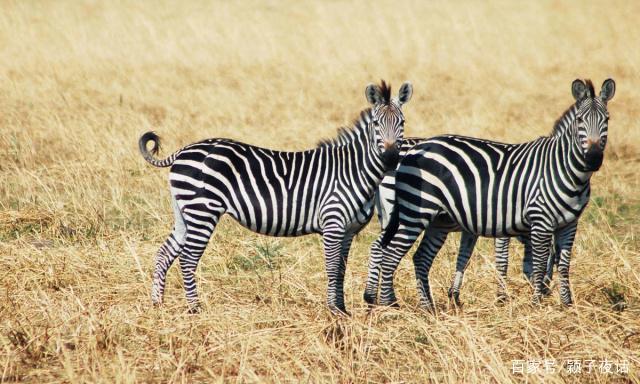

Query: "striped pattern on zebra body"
(372, 139), (554, 306)
(139, 80), (413, 315)
(367, 78), (615, 311)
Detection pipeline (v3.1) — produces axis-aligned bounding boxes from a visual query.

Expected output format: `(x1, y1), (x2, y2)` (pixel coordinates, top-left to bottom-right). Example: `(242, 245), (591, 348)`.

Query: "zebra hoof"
(363, 291), (377, 306)
(561, 298), (574, 307)
(187, 304), (202, 314)
(328, 305), (351, 317)
(378, 300), (400, 308)
(447, 289), (462, 307)
(540, 284), (552, 297)
(419, 303), (436, 314)
(496, 294), (509, 305)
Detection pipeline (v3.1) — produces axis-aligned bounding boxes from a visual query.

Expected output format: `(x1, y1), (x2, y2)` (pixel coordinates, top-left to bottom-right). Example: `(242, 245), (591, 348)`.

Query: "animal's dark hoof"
(496, 294), (509, 305)
(328, 305), (351, 317)
(363, 291), (377, 306)
(562, 299), (574, 307)
(187, 305), (201, 314)
(378, 300), (400, 308)
(419, 303), (436, 314)
(540, 285), (552, 297)
(448, 289), (462, 307)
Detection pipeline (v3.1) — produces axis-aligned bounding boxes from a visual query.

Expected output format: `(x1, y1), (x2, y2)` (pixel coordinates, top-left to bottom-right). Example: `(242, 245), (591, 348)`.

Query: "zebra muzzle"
(381, 146), (400, 171)
(584, 146), (604, 171)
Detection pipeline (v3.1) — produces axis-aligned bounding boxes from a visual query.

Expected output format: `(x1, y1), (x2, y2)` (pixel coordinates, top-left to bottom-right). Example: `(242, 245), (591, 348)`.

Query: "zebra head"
(365, 80), (413, 170)
(571, 78), (615, 172)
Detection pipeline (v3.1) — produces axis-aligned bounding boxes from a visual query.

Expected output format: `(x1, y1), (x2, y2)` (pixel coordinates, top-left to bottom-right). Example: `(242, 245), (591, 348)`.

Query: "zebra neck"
(338, 133), (387, 197)
(551, 127), (592, 191)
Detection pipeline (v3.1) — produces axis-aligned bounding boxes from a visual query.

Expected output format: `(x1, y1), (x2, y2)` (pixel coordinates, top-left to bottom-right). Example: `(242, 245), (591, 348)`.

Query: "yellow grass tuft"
(1, 1), (639, 382)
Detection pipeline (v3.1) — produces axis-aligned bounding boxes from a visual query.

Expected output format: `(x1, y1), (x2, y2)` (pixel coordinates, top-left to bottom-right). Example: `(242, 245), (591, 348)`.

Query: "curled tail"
(138, 131), (180, 167)
(380, 203), (400, 248)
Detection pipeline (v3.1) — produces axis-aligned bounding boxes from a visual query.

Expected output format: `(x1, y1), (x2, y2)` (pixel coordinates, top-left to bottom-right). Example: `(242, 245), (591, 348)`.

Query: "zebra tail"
(380, 204), (400, 248)
(138, 131), (179, 167)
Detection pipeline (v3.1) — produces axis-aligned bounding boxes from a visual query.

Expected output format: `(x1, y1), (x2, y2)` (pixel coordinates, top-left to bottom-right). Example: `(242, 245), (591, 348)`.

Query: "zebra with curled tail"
(367, 78), (614, 311)
(139, 80), (413, 315)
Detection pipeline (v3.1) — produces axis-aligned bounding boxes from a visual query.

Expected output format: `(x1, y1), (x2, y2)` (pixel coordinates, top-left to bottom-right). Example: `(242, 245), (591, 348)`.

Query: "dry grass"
(1, 1), (639, 382)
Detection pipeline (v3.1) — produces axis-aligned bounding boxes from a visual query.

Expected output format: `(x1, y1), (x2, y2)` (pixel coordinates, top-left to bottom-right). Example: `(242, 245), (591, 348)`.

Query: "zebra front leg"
(151, 196), (187, 306)
(530, 226), (553, 305)
(378, 224), (422, 307)
(555, 222), (578, 306)
(413, 228), (448, 312)
(448, 231), (477, 306)
(494, 237), (511, 303)
(322, 224), (350, 315)
(363, 236), (383, 306)
(336, 232), (355, 315)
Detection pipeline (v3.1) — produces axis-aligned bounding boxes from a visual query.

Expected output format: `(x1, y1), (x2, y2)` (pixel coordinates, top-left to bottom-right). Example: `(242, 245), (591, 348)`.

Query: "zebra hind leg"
(178, 204), (223, 313)
(412, 228), (448, 312)
(447, 232), (477, 307)
(378, 224), (423, 308)
(151, 196), (187, 306)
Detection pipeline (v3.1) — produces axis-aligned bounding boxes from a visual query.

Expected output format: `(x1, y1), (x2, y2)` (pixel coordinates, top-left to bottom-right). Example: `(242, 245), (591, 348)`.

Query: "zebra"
(138, 80), (413, 315)
(364, 137), (552, 306)
(366, 78), (615, 311)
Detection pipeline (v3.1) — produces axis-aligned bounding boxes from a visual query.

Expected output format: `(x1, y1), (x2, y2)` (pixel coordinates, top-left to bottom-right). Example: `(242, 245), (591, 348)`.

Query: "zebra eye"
(372, 120), (380, 127)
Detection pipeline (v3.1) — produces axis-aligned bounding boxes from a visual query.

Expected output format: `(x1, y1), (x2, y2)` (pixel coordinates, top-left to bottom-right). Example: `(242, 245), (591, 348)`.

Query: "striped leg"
(336, 233), (355, 315)
(520, 235), (534, 282)
(540, 238), (559, 296)
(447, 232), (478, 306)
(378, 223), (423, 307)
(413, 228), (449, 311)
(179, 204), (222, 313)
(530, 226), (553, 304)
(495, 237), (511, 302)
(555, 221), (578, 306)
(322, 224), (350, 315)
(364, 237), (384, 306)
(151, 196), (187, 306)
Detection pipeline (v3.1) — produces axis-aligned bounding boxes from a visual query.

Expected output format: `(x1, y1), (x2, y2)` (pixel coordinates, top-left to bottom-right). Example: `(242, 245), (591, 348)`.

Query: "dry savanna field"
(1, 1), (640, 383)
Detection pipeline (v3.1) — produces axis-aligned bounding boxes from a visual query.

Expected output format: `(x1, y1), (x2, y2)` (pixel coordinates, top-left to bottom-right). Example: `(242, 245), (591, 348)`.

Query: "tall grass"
(1, 1), (639, 382)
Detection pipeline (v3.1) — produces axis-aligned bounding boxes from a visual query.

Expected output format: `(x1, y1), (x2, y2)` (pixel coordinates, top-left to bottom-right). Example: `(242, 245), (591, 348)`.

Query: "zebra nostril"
(384, 141), (395, 151)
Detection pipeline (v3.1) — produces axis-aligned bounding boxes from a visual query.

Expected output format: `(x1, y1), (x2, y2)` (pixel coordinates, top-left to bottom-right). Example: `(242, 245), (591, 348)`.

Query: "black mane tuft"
(584, 79), (595, 98)
(379, 80), (392, 104)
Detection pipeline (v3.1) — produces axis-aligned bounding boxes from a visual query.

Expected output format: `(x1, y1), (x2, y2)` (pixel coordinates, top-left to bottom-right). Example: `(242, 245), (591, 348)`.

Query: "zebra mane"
(550, 103), (578, 138)
(316, 108), (373, 148)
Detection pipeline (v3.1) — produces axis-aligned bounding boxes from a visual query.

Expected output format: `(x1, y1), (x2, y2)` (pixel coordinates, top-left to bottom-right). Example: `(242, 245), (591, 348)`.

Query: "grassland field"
(1, 1), (639, 383)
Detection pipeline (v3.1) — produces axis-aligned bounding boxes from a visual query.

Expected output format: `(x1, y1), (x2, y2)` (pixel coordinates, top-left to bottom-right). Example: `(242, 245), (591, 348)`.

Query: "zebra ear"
(365, 83), (383, 105)
(398, 82), (413, 105)
(571, 79), (587, 101)
(600, 78), (616, 103)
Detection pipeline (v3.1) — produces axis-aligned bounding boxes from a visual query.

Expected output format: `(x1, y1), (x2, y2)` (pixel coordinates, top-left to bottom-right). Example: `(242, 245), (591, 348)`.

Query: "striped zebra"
(366, 78), (615, 311)
(139, 81), (413, 315)
(372, 139), (543, 305)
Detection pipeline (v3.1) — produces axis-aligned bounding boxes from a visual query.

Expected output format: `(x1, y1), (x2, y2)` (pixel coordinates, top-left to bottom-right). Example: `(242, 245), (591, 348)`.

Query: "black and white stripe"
(366, 78), (615, 310)
(372, 139), (540, 305)
(139, 81), (413, 314)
